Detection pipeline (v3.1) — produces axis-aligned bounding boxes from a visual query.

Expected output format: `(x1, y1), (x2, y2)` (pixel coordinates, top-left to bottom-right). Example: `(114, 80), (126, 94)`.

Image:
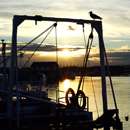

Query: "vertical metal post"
(1, 39), (6, 84)
(46, 89), (48, 98)
(94, 22), (108, 113)
(7, 16), (24, 118)
(7, 18), (18, 118)
(40, 81), (41, 99)
(103, 46), (119, 120)
(87, 97), (89, 111)
(16, 50), (19, 126)
(56, 90), (58, 103)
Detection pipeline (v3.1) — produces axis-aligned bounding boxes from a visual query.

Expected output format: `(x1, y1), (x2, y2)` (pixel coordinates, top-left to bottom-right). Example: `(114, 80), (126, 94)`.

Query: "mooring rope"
(55, 22), (58, 64)
(76, 28), (94, 94)
(0, 23), (56, 65)
(21, 25), (55, 68)
(88, 61), (99, 118)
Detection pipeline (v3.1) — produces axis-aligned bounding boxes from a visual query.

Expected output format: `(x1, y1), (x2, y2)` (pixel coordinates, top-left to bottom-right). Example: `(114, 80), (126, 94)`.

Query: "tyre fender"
(76, 90), (86, 108)
(65, 88), (75, 106)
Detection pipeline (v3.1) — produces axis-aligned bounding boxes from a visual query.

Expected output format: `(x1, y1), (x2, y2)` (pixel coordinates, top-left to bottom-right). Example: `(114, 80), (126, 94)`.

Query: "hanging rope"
(18, 23), (56, 52)
(81, 24), (86, 91)
(0, 56), (11, 65)
(103, 44), (119, 120)
(88, 61), (99, 118)
(76, 28), (94, 94)
(79, 27), (99, 116)
(82, 24), (87, 47)
(79, 27), (94, 107)
(55, 22), (58, 63)
(21, 25), (55, 68)
(0, 23), (56, 65)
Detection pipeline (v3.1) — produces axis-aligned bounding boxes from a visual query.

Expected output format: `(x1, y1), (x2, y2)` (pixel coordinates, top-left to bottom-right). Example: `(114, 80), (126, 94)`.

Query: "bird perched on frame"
(89, 11), (102, 20)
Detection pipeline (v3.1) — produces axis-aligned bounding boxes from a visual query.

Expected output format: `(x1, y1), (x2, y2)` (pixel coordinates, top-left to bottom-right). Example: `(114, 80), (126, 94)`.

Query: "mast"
(1, 39), (6, 89)
(7, 17), (24, 118)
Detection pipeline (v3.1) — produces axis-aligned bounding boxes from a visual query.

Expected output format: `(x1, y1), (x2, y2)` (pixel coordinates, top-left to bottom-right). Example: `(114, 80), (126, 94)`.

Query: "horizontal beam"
(14, 15), (101, 24)
(0, 89), (57, 105)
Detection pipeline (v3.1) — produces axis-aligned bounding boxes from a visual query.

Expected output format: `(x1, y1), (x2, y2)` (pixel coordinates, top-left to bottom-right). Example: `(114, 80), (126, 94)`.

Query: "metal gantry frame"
(7, 15), (118, 121)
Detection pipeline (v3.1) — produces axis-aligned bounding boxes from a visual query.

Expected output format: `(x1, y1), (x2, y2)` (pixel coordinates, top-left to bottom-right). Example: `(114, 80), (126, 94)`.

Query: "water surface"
(56, 76), (130, 129)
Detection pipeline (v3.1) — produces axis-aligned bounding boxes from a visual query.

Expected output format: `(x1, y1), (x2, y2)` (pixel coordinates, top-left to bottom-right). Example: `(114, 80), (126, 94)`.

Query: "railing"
(18, 81), (42, 99)
(0, 83), (89, 127)
(46, 88), (89, 111)
(58, 96), (89, 111)
(46, 88), (65, 103)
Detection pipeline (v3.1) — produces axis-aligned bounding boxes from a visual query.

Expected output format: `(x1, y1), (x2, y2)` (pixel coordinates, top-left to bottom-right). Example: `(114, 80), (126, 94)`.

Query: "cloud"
(1, 43), (130, 67)
(2, 43), (83, 53)
(19, 44), (84, 52)
(0, 12), (12, 20)
(88, 51), (130, 65)
(111, 40), (125, 42)
(0, 0), (130, 67)
(107, 45), (130, 53)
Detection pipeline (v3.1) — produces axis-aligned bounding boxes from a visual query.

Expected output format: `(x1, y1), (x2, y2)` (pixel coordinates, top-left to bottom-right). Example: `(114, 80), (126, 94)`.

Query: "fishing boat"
(0, 15), (123, 130)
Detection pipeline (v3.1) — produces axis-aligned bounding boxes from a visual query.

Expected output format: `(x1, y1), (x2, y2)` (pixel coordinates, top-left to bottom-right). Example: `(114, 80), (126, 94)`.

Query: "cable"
(0, 23), (56, 65)
(88, 61), (99, 118)
(55, 22), (58, 63)
(0, 56), (11, 65)
(82, 24), (87, 47)
(81, 24), (86, 91)
(76, 28), (94, 94)
(103, 44), (119, 120)
(18, 23), (56, 52)
(21, 25), (55, 68)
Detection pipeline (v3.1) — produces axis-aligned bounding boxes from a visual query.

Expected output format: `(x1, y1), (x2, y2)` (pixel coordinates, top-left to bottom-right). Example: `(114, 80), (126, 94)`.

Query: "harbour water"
(46, 76), (130, 129)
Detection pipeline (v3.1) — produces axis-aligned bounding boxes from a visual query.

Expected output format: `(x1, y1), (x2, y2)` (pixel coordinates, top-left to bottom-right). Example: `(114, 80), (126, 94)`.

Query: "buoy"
(76, 90), (86, 109)
(65, 88), (75, 106)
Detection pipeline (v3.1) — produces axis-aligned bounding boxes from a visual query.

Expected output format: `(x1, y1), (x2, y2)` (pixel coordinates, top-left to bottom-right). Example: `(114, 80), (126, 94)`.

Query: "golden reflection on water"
(63, 79), (70, 92)
(59, 77), (103, 119)
(45, 76), (130, 129)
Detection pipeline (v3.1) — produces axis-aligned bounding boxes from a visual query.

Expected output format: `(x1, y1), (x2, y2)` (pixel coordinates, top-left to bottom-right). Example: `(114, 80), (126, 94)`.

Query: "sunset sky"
(0, 0), (130, 67)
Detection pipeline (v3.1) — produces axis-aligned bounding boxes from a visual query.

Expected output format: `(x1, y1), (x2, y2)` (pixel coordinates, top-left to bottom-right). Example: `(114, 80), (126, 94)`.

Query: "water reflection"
(59, 77), (103, 119)
(43, 76), (130, 129)
(58, 76), (130, 129)
(64, 79), (70, 92)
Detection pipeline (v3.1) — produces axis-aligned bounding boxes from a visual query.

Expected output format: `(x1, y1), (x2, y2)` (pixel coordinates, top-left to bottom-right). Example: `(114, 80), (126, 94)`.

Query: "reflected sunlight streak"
(64, 79), (70, 92)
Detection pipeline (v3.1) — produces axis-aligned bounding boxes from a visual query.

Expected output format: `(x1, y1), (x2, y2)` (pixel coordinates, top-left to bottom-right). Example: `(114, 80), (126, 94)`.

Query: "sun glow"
(62, 49), (71, 56)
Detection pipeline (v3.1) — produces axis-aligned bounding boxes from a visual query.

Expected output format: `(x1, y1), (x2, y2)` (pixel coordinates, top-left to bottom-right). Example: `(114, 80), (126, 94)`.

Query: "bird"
(89, 11), (102, 20)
